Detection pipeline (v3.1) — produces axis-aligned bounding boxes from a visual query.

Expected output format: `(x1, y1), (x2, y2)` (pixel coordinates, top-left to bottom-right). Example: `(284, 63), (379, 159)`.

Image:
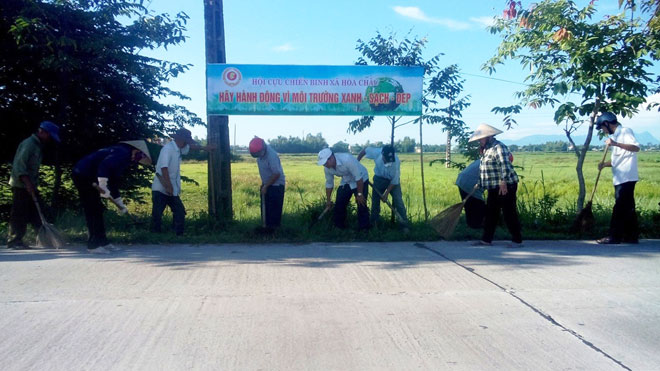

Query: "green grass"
(4, 151), (660, 244)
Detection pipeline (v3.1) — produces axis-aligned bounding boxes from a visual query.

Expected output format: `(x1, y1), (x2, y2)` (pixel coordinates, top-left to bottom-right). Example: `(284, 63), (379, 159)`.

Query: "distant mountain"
(501, 131), (659, 146)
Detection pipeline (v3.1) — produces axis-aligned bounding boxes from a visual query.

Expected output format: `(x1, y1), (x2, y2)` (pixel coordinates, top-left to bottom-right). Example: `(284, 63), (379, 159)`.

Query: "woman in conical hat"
(71, 139), (151, 254)
(469, 124), (523, 247)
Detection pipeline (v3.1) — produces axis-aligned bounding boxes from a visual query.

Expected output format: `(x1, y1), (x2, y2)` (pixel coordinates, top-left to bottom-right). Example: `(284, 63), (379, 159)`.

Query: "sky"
(143, 0), (660, 146)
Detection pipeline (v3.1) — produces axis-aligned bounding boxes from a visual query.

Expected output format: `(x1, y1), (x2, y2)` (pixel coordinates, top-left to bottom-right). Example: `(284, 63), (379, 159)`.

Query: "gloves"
(97, 177), (111, 198)
(113, 197), (128, 215)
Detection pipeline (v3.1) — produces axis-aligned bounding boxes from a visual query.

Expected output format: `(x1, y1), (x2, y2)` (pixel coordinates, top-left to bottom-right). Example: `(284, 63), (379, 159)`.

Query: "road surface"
(1, 240), (659, 370)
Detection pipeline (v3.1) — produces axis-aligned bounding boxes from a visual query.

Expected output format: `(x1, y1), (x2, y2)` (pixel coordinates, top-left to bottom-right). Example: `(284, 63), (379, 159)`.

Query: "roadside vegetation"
(3, 152), (658, 245)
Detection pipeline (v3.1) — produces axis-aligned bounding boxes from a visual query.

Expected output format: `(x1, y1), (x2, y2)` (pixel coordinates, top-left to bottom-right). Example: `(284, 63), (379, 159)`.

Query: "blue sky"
(144, 0), (659, 146)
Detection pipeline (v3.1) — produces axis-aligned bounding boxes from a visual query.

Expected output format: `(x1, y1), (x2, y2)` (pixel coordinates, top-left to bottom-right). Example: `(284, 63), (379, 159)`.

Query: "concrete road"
(1, 240), (659, 370)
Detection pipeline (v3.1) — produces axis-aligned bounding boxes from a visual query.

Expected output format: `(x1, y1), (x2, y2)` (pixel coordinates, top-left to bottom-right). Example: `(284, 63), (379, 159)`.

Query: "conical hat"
(468, 124), (503, 142)
(120, 140), (152, 165)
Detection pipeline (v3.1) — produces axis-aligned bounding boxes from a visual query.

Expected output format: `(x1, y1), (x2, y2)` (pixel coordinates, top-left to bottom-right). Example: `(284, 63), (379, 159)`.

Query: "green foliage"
(4, 152), (660, 244)
(484, 0), (658, 209)
(0, 0), (202, 208)
(330, 141), (349, 153)
(269, 133), (328, 154)
(349, 31), (471, 157)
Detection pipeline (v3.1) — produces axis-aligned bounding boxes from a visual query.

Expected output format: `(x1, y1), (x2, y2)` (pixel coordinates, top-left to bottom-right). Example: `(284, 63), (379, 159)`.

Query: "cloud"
(393, 6), (471, 30)
(469, 16), (497, 28)
(272, 43), (295, 52)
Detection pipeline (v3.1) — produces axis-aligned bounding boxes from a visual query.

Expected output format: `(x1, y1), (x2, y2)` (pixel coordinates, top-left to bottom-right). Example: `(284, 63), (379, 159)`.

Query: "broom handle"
(589, 144), (610, 203)
(367, 180), (406, 222)
(462, 185), (479, 206)
(30, 193), (48, 226)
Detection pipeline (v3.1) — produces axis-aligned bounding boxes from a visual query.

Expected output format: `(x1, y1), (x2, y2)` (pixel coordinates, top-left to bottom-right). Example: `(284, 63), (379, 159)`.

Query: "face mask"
(384, 162), (393, 168)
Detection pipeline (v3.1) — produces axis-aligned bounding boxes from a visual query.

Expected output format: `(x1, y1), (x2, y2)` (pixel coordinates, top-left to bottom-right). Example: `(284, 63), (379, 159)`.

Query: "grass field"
(4, 151), (660, 244)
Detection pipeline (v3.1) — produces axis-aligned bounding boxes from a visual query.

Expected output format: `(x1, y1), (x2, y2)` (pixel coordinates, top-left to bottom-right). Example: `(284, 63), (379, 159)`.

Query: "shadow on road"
(2, 240), (659, 271)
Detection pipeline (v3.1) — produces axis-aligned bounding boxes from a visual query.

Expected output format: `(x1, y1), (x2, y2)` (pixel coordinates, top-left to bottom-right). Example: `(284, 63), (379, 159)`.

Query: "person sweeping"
(594, 112), (640, 244)
(317, 148), (370, 231)
(72, 140), (151, 253)
(6, 121), (61, 249)
(357, 145), (410, 233)
(249, 136), (285, 232)
(469, 124), (523, 247)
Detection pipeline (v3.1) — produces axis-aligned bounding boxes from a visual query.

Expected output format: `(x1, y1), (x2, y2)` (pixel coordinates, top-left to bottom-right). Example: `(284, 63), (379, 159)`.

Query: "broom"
(430, 186), (478, 239)
(571, 144), (610, 233)
(32, 194), (66, 249)
(367, 181), (406, 223)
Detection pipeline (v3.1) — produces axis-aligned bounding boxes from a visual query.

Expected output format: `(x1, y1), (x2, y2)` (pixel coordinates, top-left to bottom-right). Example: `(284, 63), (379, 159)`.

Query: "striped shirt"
(479, 140), (518, 189)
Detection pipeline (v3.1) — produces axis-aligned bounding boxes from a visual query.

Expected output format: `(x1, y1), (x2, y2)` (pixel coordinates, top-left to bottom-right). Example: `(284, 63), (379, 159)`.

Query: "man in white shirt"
(357, 145), (410, 231)
(317, 148), (370, 230)
(151, 128), (213, 236)
(595, 112), (640, 244)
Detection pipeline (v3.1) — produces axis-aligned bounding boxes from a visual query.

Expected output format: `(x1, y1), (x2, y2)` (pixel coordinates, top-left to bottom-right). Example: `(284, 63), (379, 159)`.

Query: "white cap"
(317, 148), (333, 166)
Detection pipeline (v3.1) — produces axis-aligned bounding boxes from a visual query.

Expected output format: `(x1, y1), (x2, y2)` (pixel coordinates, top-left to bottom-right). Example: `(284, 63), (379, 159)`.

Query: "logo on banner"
(222, 67), (242, 87)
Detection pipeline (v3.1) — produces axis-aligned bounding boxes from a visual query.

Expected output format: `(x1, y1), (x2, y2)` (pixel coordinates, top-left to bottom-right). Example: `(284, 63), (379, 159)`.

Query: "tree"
(484, 0), (657, 211)
(0, 0), (201, 209)
(331, 141), (349, 153)
(348, 32), (470, 148)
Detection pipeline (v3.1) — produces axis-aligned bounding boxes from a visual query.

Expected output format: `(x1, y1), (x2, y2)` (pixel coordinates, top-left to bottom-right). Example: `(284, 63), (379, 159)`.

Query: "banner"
(207, 64), (423, 116)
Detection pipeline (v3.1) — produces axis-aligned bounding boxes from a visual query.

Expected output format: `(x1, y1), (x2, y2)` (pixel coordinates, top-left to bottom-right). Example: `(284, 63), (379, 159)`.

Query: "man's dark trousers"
(610, 181), (638, 242)
(261, 185), (285, 228)
(72, 172), (109, 248)
(334, 183), (370, 230)
(7, 187), (42, 247)
(151, 191), (186, 235)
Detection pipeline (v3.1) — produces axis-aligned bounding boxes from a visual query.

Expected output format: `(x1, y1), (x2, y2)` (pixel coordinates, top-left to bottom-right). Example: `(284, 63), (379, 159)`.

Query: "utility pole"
(204, 0), (233, 220)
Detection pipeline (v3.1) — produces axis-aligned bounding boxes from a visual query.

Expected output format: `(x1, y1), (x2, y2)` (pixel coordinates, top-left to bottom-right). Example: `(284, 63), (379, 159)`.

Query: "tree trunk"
(445, 132), (451, 168)
(572, 99), (601, 212)
(390, 116), (395, 146)
(419, 117), (428, 221)
(446, 98), (452, 168)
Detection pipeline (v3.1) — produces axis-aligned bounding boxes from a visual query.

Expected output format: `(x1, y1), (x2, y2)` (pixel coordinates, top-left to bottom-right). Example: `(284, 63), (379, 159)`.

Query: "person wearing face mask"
(594, 112), (640, 244)
(72, 140), (152, 253)
(151, 128), (214, 236)
(357, 145), (410, 233)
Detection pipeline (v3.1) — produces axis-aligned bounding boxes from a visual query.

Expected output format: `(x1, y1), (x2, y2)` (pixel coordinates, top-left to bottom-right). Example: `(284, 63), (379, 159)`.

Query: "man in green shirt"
(6, 121), (61, 249)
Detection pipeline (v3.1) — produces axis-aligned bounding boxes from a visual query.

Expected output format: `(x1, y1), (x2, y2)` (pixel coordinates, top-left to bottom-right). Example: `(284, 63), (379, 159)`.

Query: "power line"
(460, 72), (528, 86)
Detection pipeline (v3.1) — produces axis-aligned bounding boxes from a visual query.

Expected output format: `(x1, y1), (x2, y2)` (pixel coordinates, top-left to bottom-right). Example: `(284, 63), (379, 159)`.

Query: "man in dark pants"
(249, 137), (285, 231)
(73, 140), (151, 253)
(357, 145), (410, 232)
(151, 128), (214, 236)
(595, 112), (640, 244)
(317, 148), (370, 230)
(6, 121), (60, 249)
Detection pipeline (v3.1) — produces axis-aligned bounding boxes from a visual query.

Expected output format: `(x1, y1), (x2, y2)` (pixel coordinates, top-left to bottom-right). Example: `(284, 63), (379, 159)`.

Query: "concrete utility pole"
(204, 0), (233, 219)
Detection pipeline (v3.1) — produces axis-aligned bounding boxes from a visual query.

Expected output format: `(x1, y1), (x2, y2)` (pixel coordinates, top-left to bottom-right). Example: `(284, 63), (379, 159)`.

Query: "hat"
(317, 148), (333, 166)
(382, 145), (396, 163)
(249, 137), (265, 155)
(595, 112), (617, 130)
(468, 124), (503, 142)
(172, 128), (199, 146)
(39, 121), (60, 143)
(120, 140), (152, 165)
